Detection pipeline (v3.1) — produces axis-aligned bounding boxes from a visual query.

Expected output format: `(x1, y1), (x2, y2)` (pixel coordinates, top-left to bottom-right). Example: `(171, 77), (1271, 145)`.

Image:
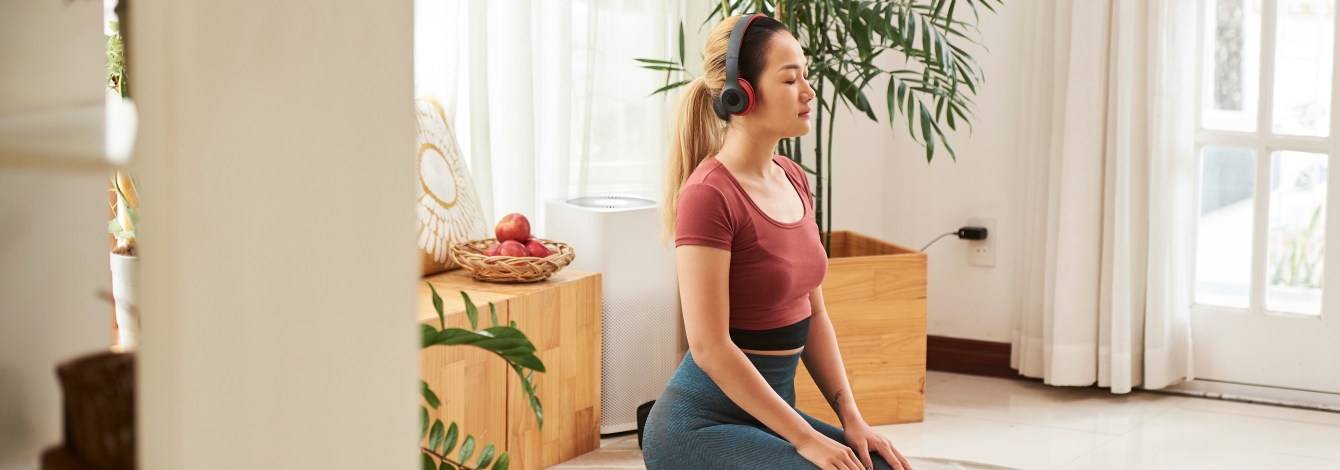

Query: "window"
(1194, 0), (1334, 315)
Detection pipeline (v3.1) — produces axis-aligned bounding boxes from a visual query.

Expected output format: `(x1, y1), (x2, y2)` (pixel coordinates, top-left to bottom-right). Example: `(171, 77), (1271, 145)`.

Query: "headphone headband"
(720, 13), (763, 117)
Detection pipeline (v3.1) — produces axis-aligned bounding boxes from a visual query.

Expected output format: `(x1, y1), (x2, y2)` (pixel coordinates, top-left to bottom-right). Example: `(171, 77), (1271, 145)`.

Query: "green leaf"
(421, 324), (439, 349)
(461, 292), (479, 330)
(924, 102), (958, 162)
(490, 302), (499, 328)
(430, 328), (477, 346)
(443, 422), (459, 455)
(921, 16), (934, 63)
(421, 380), (441, 409)
(429, 419), (445, 453)
(887, 76), (900, 131)
(427, 282), (445, 330)
(504, 352), (546, 373)
(679, 21), (686, 65)
(794, 160), (826, 181)
(459, 435), (476, 462)
(439, 462), (452, 470)
(649, 80), (692, 96)
(633, 58), (677, 65)
(638, 65), (686, 72)
(920, 102), (936, 163)
(476, 443), (496, 469)
(493, 453), (510, 470)
(420, 406), (430, 440)
(422, 452), (436, 470)
(513, 363), (545, 430)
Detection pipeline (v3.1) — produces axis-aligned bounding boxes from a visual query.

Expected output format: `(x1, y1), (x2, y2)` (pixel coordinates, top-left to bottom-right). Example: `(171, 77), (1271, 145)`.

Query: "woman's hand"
(794, 431), (865, 470)
(843, 421), (913, 470)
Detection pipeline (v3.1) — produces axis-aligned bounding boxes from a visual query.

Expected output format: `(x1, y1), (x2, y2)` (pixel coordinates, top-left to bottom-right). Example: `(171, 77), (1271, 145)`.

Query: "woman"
(642, 14), (912, 470)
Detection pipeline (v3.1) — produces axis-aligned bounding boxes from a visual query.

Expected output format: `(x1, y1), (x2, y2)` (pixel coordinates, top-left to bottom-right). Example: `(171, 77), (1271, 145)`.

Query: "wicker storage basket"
(448, 238), (575, 283)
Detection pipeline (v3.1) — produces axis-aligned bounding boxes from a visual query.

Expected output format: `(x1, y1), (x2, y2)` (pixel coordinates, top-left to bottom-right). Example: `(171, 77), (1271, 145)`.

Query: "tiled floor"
(548, 371), (1340, 470)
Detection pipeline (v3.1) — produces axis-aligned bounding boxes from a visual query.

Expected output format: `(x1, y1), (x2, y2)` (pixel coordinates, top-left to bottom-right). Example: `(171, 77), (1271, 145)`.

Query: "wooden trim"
(927, 335), (1036, 381)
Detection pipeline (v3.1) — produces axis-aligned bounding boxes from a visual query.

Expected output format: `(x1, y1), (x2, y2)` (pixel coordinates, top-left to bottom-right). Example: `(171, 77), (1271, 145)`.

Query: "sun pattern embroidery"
(416, 94), (487, 270)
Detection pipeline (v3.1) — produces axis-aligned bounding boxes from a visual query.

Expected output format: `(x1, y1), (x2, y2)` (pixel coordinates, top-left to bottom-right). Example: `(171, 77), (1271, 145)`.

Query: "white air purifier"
(545, 194), (685, 435)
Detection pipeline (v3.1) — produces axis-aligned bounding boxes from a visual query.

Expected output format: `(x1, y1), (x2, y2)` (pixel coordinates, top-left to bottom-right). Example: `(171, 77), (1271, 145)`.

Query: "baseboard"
(926, 335), (1031, 381)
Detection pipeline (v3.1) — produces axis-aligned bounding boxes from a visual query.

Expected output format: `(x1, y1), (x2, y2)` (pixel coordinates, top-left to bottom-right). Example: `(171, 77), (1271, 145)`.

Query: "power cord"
(919, 226), (988, 252)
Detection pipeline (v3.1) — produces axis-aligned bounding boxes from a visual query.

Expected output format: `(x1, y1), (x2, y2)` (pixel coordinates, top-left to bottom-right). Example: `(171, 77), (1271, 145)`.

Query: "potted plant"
(108, 171), (139, 349)
(639, 1), (1001, 426)
(640, 0), (1000, 251)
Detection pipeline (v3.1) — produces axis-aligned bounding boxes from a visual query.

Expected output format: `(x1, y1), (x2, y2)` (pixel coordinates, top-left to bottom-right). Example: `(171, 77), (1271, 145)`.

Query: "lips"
(799, 108), (812, 117)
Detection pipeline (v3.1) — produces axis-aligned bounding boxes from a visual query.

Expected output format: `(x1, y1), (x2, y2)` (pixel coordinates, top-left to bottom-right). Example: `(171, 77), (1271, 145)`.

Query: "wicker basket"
(448, 238), (576, 283)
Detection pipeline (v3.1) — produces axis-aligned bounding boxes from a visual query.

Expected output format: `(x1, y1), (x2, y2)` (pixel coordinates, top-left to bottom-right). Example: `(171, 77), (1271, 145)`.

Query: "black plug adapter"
(957, 226), (988, 240)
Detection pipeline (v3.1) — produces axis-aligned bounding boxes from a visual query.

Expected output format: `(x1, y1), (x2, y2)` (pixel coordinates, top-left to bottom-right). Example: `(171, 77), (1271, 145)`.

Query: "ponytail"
(659, 77), (725, 247)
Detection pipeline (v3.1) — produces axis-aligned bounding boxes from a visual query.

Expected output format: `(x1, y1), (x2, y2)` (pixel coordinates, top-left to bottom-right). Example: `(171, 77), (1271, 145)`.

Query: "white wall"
(129, 1), (420, 469)
(828, 4), (1029, 343)
(0, 171), (114, 470)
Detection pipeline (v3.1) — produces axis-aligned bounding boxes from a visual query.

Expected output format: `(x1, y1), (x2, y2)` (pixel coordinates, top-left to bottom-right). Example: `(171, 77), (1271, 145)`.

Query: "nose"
(801, 77), (815, 103)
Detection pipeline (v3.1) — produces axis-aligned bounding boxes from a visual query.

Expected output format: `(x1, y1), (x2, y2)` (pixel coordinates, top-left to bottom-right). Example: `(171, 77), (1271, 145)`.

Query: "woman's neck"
(715, 130), (779, 180)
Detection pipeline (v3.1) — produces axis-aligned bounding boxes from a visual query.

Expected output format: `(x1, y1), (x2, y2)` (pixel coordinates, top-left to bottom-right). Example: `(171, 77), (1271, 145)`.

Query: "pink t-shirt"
(674, 154), (829, 330)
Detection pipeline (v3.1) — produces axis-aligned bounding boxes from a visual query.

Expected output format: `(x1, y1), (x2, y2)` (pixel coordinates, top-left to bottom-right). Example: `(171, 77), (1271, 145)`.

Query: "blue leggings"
(641, 350), (895, 470)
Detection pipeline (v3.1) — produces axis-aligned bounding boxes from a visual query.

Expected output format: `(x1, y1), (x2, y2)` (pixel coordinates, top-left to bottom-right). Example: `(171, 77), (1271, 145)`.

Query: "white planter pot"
(109, 252), (139, 350)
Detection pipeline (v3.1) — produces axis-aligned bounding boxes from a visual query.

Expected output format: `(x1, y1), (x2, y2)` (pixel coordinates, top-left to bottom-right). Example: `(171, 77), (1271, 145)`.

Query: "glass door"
(1191, 0), (1340, 395)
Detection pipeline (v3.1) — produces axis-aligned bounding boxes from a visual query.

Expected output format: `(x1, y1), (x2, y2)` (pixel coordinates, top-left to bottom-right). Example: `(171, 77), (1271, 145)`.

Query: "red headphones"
(720, 14), (762, 116)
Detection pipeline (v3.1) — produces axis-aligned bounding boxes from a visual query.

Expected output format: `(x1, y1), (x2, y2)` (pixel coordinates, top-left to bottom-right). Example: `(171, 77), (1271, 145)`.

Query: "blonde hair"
(658, 14), (786, 246)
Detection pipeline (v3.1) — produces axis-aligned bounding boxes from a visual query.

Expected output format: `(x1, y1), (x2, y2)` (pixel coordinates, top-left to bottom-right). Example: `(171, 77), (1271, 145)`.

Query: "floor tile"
(599, 433), (636, 448)
(1056, 405), (1340, 470)
(927, 370), (958, 387)
(870, 413), (1117, 470)
(925, 373), (1187, 435)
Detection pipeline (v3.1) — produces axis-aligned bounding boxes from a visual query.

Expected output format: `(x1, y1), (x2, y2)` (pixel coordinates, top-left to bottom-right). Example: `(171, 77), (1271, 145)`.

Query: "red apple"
(483, 242), (502, 257)
(524, 239), (551, 258)
(498, 240), (529, 257)
(495, 213), (531, 243)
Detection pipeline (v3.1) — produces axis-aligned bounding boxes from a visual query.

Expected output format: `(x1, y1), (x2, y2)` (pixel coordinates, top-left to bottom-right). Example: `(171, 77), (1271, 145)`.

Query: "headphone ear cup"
(737, 78), (756, 115)
(712, 95), (730, 121)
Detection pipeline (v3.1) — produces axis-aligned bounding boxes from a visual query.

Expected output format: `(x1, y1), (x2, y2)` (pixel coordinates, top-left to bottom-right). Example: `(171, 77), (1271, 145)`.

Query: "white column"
(130, 1), (419, 469)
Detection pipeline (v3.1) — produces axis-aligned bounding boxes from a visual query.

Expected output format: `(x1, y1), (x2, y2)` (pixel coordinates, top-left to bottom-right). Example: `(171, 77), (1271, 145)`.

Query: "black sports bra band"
(729, 316), (810, 351)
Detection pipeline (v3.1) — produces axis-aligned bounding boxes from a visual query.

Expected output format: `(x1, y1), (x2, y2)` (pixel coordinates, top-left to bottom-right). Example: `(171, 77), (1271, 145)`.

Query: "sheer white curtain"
(1011, 0), (1199, 393)
(416, 0), (682, 237)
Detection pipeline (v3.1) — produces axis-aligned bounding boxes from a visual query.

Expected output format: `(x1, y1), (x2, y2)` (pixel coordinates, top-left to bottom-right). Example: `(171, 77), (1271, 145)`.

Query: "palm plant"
(639, 0), (1000, 254)
(107, 20), (127, 98)
(419, 284), (546, 470)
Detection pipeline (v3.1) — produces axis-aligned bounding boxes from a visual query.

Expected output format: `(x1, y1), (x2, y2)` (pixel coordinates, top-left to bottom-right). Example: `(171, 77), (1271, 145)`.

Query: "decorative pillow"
(415, 93), (488, 276)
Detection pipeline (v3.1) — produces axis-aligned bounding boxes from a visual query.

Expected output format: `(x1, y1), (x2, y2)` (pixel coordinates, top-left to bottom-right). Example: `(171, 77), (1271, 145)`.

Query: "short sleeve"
(675, 183), (735, 250)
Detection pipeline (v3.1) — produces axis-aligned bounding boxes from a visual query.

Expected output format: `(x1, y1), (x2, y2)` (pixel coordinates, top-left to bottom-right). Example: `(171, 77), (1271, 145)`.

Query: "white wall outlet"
(967, 216), (996, 268)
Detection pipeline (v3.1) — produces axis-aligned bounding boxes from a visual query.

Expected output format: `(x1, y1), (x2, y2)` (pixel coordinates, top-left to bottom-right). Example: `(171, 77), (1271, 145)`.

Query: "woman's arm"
(675, 245), (816, 444)
(799, 286), (863, 426)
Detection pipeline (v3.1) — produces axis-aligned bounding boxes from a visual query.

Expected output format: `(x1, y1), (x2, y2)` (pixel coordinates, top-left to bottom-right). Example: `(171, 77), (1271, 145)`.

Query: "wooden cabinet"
(418, 268), (601, 470)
